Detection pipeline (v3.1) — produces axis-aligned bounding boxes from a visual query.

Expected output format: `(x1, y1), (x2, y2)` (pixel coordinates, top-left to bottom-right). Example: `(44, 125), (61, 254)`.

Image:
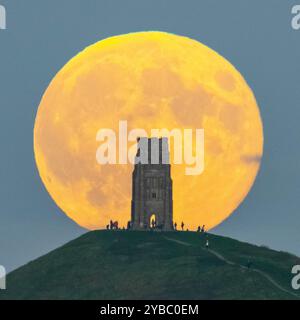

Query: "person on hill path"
(205, 239), (209, 249)
(247, 259), (253, 269)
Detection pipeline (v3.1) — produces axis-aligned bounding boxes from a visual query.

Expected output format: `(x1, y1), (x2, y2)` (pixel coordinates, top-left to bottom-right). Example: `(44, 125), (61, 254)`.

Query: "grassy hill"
(1, 230), (299, 300)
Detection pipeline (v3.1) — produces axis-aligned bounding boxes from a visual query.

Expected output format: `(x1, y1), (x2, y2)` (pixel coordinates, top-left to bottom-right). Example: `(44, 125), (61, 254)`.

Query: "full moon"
(34, 31), (263, 230)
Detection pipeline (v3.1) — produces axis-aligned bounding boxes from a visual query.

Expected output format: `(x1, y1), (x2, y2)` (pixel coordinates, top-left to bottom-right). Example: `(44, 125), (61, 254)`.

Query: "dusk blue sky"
(1, 0), (300, 271)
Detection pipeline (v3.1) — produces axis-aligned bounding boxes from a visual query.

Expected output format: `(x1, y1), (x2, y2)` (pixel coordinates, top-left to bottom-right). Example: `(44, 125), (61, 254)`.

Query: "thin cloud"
(241, 154), (263, 164)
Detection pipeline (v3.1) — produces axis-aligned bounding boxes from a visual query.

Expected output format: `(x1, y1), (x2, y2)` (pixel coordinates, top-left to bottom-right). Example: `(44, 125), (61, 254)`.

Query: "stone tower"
(131, 137), (173, 230)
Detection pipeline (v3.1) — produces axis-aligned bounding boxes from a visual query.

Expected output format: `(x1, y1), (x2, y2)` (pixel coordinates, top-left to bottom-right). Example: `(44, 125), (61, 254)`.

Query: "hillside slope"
(1, 231), (299, 300)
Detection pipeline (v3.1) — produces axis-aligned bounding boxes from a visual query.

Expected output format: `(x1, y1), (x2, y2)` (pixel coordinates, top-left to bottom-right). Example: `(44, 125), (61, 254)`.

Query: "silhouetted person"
(110, 220), (113, 230)
(151, 219), (155, 229)
(247, 259), (252, 269)
(197, 226), (201, 232)
(106, 224), (109, 230)
(127, 221), (131, 230)
(201, 225), (205, 233)
(181, 222), (184, 231)
(174, 222), (177, 231)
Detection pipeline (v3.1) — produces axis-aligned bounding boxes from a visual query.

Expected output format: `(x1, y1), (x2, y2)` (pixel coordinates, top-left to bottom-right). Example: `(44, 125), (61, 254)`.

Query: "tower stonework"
(131, 137), (173, 231)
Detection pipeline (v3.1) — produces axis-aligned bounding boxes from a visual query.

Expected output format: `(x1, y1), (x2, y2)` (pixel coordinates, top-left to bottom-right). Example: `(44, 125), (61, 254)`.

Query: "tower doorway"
(150, 214), (156, 229)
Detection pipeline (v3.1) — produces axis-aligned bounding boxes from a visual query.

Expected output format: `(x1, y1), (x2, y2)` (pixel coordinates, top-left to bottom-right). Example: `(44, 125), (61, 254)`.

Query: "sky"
(0, 0), (300, 272)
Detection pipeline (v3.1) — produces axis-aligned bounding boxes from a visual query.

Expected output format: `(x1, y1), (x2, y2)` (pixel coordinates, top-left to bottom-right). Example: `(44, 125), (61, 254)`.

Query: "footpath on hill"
(164, 236), (299, 299)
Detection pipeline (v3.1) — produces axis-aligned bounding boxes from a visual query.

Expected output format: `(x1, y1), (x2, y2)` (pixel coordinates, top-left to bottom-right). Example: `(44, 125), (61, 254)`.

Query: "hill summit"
(1, 231), (299, 300)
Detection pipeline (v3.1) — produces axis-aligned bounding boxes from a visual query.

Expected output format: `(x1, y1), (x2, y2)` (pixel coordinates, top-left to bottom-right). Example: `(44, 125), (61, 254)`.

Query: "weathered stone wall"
(131, 138), (173, 230)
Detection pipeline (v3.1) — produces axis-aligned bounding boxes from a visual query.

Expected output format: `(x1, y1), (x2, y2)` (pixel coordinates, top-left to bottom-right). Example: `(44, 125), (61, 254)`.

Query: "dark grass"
(0, 230), (299, 300)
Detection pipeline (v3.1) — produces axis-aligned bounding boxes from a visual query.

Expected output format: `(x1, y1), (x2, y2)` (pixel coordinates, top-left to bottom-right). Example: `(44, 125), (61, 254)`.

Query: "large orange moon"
(34, 31), (263, 230)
